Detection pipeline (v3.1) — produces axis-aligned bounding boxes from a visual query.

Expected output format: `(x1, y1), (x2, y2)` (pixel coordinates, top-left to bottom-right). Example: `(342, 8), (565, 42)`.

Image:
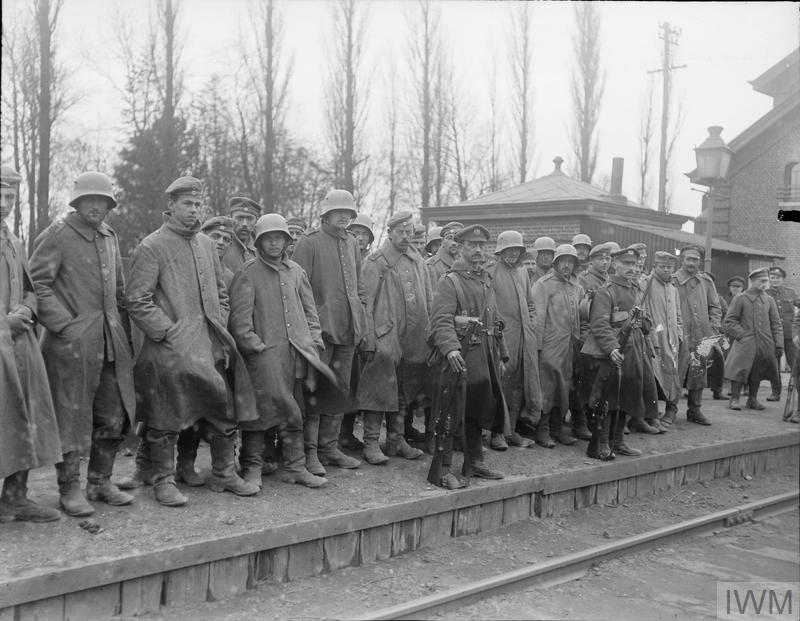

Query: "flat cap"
(749, 267), (769, 280)
(441, 221), (464, 238)
(201, 215), (235, 235)
(768, 266), (786, 278)
(604, 241), (621, 254)
(228, 196), (262, 217)
(387, 210), (414, 230)
(726, 276), (745, 287)
(455, 224), (490, 243)
(286, 216), (307, 231)
(653, 250), (678, 263)
(165, 176), (203, 197)
(679, 244), (704, 259)
(630, 242), (647, 252)
(611, 247), (639, 262)
(589, 243), (610, 258)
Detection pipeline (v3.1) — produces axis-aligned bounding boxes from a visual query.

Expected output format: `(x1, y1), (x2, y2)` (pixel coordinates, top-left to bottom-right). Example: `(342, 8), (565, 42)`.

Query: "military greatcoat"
(221, 235), (256, 274)
(1, 224), (61, 478)
(356, 240), (433, 412)
(126, 215), (256, 432)
(643, 272), (683, 402)
(768, 283), (797, 366)
(672, 268), (722, 389)
(426, 245), (455, 287)
(531, 271), (587, 415)
(29, 212), (136, 452)
(723, 288), (782, 385)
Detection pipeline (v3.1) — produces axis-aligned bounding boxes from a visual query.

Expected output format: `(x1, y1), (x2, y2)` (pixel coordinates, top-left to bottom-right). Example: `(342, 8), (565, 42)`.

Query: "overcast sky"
(5, 0), (799, 226)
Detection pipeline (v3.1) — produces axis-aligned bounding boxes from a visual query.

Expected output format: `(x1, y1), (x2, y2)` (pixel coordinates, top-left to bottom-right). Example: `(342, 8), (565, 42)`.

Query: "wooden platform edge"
(1, 431), (798, 614)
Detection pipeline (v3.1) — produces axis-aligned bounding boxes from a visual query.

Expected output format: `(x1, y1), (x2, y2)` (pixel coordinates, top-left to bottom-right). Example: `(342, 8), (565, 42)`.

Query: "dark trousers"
(86, 360), (129, 482)
(772, 338), (797, 394)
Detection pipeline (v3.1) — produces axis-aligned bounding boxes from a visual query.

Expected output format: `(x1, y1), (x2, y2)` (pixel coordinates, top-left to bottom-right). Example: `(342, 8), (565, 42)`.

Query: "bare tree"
(570, 1), (605, 184)
(484, 56), (504, 193)
(378, 53), (403, 226)
(638, 76), (656, 207)
(509, 1), (533, 184)
(431, 47), (452, 207)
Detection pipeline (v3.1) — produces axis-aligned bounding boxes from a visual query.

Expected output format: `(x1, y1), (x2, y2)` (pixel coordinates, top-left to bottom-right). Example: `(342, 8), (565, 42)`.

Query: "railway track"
(354, 490), (800, 621)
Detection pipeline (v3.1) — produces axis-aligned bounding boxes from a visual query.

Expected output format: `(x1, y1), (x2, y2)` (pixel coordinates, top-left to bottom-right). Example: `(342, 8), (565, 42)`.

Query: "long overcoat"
(428, 260), (508, 430)
(356, 240), (433, 412)
(531, 271), (587, 415)
(426, 246), (455, 287)
(29, 212), (135, 452)
(643, 273), (683, 402)
(672, 268), (722, 389)
(229, 255), (332, 430)
(126, 215), (257, 432)
(723, 288), (782, 384)
(577, 267), (607, 294)
(291, 226), (366, 346)
(486, 260), (542, 414)
(221, 235), (255, 274)
(582, 274), (658, 419)
(1, 225), (61, 478)
(767, 284), (797, 346)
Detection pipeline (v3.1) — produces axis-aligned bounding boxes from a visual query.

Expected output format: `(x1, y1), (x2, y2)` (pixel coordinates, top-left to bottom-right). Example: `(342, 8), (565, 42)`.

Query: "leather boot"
(629, 418), (660, 435)
(687, 388), (712, 425)
(176, 425), (204, 487)
(766, 382), (781, 401)
(149, 433), (187, 507)
(339, 413), (364, 450)
(745, 388), (765, 410)
(570, 408), (593, 441)
(56, 452), (95, 517)
(207, 436), (259, 495)
(612, 412), (642, 457)
(303, 413), (327, 476)
(404, 409), (426, 443)
(534, 408), (555, 448)
(729, 383), (743, 411)
(551, 408), (577, 445)
(386, 411), (424, 459)
(586, 413), (614, 461)
(279, 426), (328, 488)
(0, 471), (61, 523)
(662, 401), (678, 426)
(87, 438), (133, 506)
(490, 432), (509, 451)
(362, 411), (389, 464)
(318, 414), (361, 468)
(117, 438), (154, 489)
(239, 430), (265, 489)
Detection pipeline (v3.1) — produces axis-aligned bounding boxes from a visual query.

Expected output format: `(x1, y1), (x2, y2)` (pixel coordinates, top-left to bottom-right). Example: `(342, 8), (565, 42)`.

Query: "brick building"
(422, 155), (781, 288)
(692, 49), (800, 287)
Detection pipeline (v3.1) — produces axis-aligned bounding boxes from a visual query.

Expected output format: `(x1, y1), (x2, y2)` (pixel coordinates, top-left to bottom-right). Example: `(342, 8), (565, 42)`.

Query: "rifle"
(586, 306), (643, 460)
(427, 318), (481, 487)
(783, 372), (796, 422)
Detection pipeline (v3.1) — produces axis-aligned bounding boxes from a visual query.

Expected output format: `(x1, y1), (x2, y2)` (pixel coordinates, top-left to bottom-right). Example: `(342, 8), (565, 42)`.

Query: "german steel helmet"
(254, 213), (292, 242)
(571, 233), (592, 247)
(0, 165), (22, 185)
(494, 230), (525, 254)
(69, 172), (117, 208)
(426, 226), (443, 244)
(553, 244), (579, 262)
(532, 236), (556, 252)
(320, 189), (357, 218)
(347, 212), (375, 243)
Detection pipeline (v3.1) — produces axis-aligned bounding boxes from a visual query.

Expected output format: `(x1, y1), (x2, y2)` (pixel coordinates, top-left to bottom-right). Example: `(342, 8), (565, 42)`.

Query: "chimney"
(552, 156), (564, 174)
(610, 157), (624, 195)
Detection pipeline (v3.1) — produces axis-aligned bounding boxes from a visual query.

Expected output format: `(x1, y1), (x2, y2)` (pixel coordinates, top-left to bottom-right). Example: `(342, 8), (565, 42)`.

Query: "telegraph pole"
(649, 22), (686, 213)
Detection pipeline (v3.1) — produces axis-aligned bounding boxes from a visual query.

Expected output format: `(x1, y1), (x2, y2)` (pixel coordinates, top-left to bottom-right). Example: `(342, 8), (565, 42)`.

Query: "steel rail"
(353, 490), (799, 621)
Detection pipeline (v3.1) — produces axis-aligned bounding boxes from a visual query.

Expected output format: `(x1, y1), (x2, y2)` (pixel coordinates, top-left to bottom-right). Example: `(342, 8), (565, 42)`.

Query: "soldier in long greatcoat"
(357, 211), (432, 464)
(766, 266), (797, 401)
(30, 172), (136, 517)
(1, 173), (62, 523)
(531, 244), (588, 447)
(724, 268), (783, 411)
(672, 245), (722, 426)
(127, 176), (259, 506)
(428, 225), (508, 488)
(221, 197), (259, 273)
(486, 231), (540, 449)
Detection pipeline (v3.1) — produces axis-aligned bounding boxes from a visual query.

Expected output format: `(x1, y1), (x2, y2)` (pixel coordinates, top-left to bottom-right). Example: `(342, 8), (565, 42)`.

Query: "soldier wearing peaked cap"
(411, 222), (427, 256)
(427, 221), (463, 285)
(578, 244), (611, 295)
(285, 216), (307, 259)
(222, 196), (260, 272)
(766, 266), (796, 401)
(724, 268), (783, 411)
(29, 171), (136, 516)
(201, 216), (236, 286)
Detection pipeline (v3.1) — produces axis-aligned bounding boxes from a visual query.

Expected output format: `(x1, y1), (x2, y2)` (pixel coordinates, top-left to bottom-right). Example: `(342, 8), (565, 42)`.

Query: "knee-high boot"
(55, 451), (94, 517)
(176, 424), (204, 486)
(362, 411), (389, 464)
(0, 471), (61, 522)
(586, 412), (614, 461)
(318, 414), (361, 469)
(303, 413), (326, 476)
(239, 430), (265, 489)
(148, 431), (187, 507)
(612, 412), (642, 457)
(386, 410), (424, 459)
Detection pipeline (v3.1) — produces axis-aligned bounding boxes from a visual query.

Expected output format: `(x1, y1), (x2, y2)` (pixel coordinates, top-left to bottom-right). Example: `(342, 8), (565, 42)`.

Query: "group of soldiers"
(2, 164), (798, 523)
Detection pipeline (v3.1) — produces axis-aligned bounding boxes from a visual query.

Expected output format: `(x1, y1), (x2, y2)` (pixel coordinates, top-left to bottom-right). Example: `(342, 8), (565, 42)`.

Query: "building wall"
(727, 119), (800, 287)
(432, 216), (583, 251)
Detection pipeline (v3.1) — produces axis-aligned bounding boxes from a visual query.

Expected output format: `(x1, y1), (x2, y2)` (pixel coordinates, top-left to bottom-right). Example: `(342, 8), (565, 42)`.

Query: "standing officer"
(427, 221), (463, 285)
(286, 216), (307, 259)
(530, 236), (556, 283)
(292, 189), (365, 474)
(486, 231), (540, 449)
(532, 244), (587, 447)
(725, 268), (783, 410)
(672, 245), (722, 425)
(30, 172), (136, 516)
(766, 266), (796, 401)
(571, 233), (592, 275)
(127, 176), (259, 506)
(1, 172), (62, 523)
(429, 224), (507, 485)
(357, 211), (431, 464)
(222, 196), (260, 272)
